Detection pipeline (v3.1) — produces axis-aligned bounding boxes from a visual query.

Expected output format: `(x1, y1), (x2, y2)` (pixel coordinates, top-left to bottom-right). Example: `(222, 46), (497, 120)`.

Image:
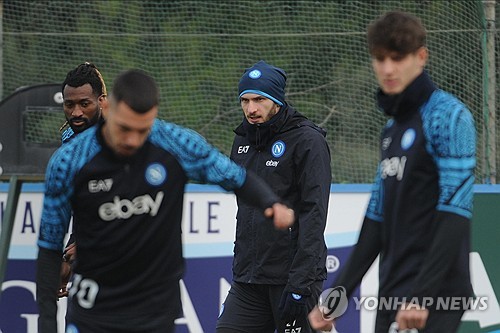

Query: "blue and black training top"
(38, 119), (250, 319)
(333, 71), (476, 305)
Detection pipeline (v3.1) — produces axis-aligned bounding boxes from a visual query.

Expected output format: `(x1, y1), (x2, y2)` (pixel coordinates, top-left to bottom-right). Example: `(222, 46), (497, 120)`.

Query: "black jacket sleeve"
(234, 170), (281, 210)
(286, 130), (331, 296)
(36, 247), (62, 333)
(333, 217), (382, 297)
(409, 211), (470, 299)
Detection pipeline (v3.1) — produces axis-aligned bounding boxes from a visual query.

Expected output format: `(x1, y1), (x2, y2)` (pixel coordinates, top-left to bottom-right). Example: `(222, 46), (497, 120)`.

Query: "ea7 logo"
(382, 137), (392, 150)
(238, 145), (250, 154)
(88, 178), (113, 193)
(284, 320), (302, 333)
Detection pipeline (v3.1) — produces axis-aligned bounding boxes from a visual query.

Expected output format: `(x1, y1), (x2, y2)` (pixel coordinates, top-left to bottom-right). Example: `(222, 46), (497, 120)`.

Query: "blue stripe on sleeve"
(422, 90), (476, 219)
(149, 120), (246, 190)
(38, 127), (101, 251)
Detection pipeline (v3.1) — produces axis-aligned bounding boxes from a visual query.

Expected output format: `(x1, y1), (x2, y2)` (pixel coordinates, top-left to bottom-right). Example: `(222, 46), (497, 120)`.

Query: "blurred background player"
(308, 10), (476, 333)
(36, 69), (295, 333)
(216, 60), (331, 333)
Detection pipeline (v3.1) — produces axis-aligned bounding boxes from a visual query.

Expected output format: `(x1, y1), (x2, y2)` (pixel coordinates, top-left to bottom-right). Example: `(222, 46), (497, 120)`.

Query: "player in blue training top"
(57, 62), (108, 302)
(309, 11), (476, 333)
(36, 69), (295, 333)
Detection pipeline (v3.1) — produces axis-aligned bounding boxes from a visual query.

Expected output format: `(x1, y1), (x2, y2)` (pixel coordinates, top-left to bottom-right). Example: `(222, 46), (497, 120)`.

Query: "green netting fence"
(1, 0), (498, 183)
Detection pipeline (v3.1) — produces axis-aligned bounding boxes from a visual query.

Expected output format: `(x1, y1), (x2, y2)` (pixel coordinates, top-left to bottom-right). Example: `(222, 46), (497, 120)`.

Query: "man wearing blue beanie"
(238, 60), (287, 106)
(217, 60), (331, 333)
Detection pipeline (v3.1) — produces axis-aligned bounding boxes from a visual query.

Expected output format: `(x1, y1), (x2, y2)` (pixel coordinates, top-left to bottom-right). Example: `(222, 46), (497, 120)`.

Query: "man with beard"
(216, 60), (331, 333)
(60, 62), (107, 143)
(57, 62), (107, 299)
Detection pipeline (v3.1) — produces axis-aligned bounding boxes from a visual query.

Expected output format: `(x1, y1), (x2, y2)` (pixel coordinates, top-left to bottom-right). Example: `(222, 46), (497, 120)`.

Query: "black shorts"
(216, 281), (323, 333)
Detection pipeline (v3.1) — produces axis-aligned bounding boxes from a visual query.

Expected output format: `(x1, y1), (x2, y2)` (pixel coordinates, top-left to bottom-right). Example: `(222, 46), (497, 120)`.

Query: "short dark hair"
(367, 10), (426, 56)
(111, 69), (159, 114)
(62, 62), (107, 97)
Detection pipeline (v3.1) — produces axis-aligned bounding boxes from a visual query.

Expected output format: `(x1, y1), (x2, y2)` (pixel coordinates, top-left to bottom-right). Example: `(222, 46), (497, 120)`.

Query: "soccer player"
(308, 11), (476, 333)
(57, 63), (108, 299)
(216, 60), (331, 333)
(36, 69), (295, 333)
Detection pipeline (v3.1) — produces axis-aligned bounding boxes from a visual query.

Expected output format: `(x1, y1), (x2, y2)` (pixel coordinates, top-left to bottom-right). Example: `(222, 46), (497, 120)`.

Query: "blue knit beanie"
(238, 60), (287, 106)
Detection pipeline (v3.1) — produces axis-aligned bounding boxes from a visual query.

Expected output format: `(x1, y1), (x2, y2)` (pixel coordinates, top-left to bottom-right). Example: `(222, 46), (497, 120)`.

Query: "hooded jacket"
(230, 104), (331, 295)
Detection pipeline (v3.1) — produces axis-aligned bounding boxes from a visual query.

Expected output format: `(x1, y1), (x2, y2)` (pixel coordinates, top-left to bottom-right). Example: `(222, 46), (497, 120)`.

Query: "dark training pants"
(216, 281), (323, 333)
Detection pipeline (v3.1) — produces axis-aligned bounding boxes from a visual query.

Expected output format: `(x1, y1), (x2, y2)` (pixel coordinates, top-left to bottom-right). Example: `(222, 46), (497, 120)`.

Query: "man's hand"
(395, 303), (429, 330)
(308, 305), (335, 332)
(264, 203), (294, 229)
(58, 261), (71, 298)
(58, 242), (77, 298)
(279, 292), (308, 323)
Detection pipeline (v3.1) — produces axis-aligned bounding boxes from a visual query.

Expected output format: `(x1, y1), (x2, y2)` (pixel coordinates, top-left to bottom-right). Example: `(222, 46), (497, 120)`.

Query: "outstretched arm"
(309, 217), (382, 331)
(235, 170), (294, 229)
(332, 217), (382, 297)
(151, 122), (295, 229)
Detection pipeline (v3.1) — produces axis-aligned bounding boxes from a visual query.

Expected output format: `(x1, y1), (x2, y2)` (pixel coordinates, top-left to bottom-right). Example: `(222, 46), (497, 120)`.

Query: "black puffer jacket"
(230, 104), (331, 295)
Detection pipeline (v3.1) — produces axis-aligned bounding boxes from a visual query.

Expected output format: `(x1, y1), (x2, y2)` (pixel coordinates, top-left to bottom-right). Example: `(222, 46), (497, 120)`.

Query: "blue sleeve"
(37, 148), (75, 251)
(422, 91), (476, 219)
(38, 129), (101, 250)
(150, 120), (246, 190)
(365, 165), (384, 222)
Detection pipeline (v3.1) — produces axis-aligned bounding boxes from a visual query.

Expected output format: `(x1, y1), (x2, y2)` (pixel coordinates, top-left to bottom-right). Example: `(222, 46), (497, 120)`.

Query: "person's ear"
(100, 97), (110, 119)
(98, 94), (106, 106)
(417, 47), (428, 67)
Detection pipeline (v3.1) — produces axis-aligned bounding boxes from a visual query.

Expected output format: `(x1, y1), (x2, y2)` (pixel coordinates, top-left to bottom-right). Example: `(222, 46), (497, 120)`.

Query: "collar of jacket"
(376, 70), (437, 120)
(234, 104), (310, 150)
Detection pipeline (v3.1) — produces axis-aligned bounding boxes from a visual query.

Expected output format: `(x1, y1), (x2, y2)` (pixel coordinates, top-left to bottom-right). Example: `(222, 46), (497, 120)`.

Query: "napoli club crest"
(401, 128), (416, 150)
(145, 163), (167, 186)
(271, 140), (286, 158)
